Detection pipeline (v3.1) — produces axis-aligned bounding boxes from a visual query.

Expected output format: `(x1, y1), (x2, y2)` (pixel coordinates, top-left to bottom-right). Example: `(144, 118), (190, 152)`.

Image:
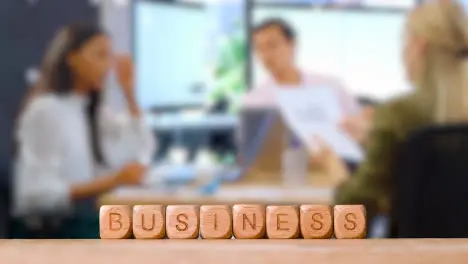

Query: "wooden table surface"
(1, 239), (468, 264)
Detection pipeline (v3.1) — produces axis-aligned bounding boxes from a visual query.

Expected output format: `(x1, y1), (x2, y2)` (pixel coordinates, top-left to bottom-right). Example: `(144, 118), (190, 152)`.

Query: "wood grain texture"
(334, 205), (366, 239)
(2, 240), (468, 264)
(133, 205), (165, 239)
(99, 205), (132, 239)
(266, 206), (299, 239)
(200, 205), (232, 239)
(233, 205), (266, 239)
(300, 205), (333, 239)
(166, 205), (200, 239)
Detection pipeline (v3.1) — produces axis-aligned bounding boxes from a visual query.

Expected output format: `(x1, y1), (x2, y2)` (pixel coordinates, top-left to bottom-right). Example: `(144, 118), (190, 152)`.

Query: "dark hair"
(24, 24), (107, 165)
(253, 18), (296, 41)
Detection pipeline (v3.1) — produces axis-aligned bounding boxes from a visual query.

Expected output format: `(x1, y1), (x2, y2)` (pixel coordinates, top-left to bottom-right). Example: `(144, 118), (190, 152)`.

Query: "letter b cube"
(100, 205), (132, 239)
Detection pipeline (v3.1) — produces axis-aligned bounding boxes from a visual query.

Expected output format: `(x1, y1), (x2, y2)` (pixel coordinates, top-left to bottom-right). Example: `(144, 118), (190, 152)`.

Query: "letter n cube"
(233, 204), (265, 239)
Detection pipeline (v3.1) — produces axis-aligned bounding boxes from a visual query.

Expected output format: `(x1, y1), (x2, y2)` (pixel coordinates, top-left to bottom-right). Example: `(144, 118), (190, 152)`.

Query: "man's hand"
(310, 136), (350, 186)
(340, 106), (374, 145)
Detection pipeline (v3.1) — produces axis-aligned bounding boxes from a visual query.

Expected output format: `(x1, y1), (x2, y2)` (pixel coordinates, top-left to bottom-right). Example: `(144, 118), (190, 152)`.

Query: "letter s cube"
(334, 205), (366, 239)
(166, 205), (200, 239)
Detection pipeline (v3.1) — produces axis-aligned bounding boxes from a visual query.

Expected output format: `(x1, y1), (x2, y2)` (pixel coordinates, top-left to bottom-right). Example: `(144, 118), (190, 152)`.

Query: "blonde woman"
(314, 0), (468, 220)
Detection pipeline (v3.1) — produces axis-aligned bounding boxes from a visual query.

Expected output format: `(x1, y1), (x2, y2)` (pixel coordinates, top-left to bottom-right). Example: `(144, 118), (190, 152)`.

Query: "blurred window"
(134, 1), (207, 109)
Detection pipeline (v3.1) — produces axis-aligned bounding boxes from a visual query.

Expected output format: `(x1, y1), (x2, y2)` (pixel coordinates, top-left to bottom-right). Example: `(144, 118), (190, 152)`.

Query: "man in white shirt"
(242, 18), (361, 174)
(244, 18), (359, 114)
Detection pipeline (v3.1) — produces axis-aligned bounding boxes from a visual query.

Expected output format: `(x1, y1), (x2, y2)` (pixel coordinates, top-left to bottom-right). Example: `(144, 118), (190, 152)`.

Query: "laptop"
(237, 108), (288, 182)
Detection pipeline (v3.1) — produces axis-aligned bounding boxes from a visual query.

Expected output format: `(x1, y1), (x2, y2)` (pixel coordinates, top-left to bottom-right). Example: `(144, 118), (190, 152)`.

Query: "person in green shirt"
(313, 0), (468, 220)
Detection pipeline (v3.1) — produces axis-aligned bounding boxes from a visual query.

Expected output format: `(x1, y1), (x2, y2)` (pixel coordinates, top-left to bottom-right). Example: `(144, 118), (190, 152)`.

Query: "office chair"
(391, 124), (468, 238)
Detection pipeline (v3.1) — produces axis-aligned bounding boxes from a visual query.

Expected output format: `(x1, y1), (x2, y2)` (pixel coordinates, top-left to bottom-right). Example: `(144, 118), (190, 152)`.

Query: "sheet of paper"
(275, 85), (364, 162)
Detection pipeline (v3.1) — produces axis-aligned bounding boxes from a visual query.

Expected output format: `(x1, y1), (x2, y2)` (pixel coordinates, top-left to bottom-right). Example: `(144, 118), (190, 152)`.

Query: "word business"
(100, 204), (366, 239)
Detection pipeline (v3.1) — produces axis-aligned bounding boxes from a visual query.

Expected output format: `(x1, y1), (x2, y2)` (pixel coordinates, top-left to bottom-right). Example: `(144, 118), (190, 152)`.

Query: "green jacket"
(335, 94), (432, 218)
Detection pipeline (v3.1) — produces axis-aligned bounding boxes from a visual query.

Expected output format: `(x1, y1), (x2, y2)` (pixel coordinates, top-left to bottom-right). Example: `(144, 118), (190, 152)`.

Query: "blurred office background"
(110, 0), (416, 164)
(0, 0), (424, 165)
(4, 0), (468, 239)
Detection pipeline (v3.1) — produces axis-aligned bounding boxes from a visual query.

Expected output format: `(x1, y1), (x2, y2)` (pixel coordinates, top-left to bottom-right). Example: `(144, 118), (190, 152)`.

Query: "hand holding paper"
(275, 85), (364, 162)
(310, 136), (350, 185)
(340, 110), (374, 145)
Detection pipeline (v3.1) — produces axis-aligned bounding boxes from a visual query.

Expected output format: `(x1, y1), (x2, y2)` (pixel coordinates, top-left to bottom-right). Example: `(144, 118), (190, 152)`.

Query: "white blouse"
(13, 93), (156, 216)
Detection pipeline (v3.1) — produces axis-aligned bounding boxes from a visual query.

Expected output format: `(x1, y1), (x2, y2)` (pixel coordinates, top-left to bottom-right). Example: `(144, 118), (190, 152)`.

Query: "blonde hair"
(409, 0), (468, 123)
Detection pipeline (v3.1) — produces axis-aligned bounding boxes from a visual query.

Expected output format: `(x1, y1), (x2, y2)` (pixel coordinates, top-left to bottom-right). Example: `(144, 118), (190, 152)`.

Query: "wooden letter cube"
(233, 204), (265, 239)
(133, 205), (165, 239)
(334, 205), (367, 239)
(200, 205), (232, 239)
(100, 205), (132, 239)
(266, 206), (299, 239)
(300, 205), (333, 239)
(166, 205), (200, 239)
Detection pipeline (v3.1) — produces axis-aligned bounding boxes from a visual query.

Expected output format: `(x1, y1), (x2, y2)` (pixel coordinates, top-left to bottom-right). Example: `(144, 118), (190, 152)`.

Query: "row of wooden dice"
(100, 204), (366, 239)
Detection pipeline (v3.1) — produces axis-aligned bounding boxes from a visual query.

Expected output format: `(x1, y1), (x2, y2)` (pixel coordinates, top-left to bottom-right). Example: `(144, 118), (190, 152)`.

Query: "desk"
(100, 175), (335, 206)
(2, 240), (468, 264)
(100, 185), (333, 206)
(145, 113), (238, 131)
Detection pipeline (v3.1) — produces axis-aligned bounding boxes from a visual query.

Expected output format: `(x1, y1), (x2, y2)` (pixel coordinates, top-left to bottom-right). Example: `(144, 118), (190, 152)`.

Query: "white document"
(275, 85), (364, 162)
